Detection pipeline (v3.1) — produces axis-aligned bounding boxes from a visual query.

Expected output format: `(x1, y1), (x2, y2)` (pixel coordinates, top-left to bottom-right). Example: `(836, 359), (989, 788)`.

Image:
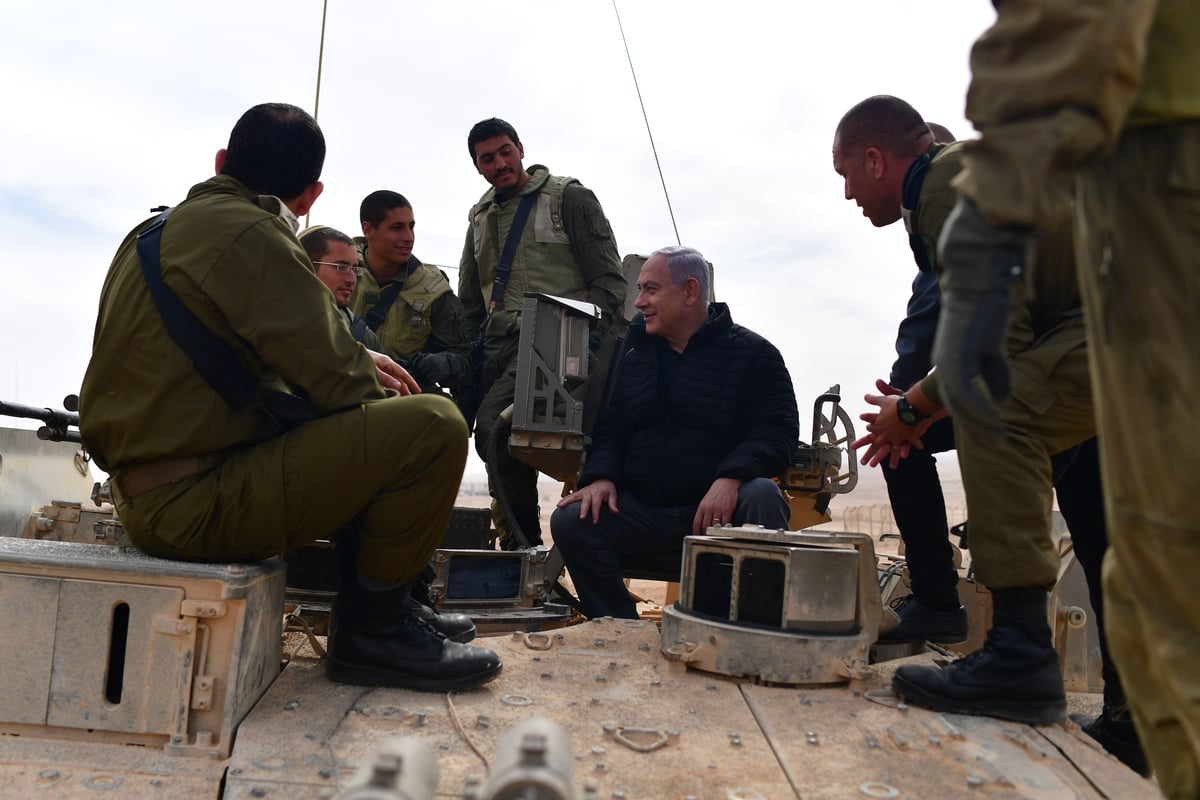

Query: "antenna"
(307, 0), (331, 229)
(612, 0), (681, 246)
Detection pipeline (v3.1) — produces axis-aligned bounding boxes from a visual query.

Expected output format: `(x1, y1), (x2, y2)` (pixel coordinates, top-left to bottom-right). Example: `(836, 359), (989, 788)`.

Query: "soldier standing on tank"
(835, 95), (1145, 774)
(79, 103), (500, 693)
(837, 93), (1094, 728)
(916, 3), (1199, 793)
(351, 190), (472, 396)
(457, 117), (626, 546)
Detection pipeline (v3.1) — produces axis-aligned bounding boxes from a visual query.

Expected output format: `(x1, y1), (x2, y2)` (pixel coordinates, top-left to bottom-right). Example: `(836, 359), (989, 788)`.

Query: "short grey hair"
(652, 245), (709, 301)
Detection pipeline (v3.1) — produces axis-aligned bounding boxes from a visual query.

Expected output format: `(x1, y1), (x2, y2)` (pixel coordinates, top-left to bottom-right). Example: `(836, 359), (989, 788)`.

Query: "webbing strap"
(364, 256), (420, 332)
(136, 210), (256, 410)
(486, 192), (538, 319)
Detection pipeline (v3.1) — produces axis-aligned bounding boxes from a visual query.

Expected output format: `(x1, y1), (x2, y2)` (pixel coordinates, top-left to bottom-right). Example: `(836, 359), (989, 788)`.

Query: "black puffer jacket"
(580, 303), (799, 507)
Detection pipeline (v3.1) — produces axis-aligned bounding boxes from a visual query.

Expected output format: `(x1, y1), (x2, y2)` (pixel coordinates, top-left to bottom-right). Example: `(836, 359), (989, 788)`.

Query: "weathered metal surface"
(0, 427), (92, 537)
(226, 619), (795, 799)
(0, 538), (286, 759)
(223, 621), (1158, 800)
(0, 739), (225, 799)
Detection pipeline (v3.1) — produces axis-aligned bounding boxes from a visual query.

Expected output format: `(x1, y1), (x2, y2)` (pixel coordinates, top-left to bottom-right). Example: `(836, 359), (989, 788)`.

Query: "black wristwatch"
(896, 396), (930, 427)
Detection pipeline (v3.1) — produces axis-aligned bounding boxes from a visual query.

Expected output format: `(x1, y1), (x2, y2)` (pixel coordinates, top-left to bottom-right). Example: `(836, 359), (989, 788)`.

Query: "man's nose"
(634, 293), (647, 308)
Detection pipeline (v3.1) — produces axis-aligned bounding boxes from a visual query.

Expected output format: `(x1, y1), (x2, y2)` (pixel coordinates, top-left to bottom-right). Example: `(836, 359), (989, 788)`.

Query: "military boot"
(326, 580), (502, 692)
(409, 571), (477, 644)
(892, 587), (1065, 725)
(1069, 683), (1149, 775)
(877, 595), (968, 644)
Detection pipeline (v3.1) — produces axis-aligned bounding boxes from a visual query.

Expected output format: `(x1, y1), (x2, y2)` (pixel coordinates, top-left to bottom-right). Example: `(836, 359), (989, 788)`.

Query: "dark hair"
(467, 117), (520, 160)
(220, 103), (325, 199)
(359, 190), (412, 227)
(298, 225), (354, 262)
(835, 95), (930, 160)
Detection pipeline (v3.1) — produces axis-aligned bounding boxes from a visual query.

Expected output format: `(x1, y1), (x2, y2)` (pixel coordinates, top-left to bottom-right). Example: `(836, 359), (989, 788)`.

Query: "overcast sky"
(1, 1), (994, 481)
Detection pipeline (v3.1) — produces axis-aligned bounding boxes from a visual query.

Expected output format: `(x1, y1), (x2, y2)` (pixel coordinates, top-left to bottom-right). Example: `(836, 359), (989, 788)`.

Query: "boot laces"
(408, 610), (449, 642)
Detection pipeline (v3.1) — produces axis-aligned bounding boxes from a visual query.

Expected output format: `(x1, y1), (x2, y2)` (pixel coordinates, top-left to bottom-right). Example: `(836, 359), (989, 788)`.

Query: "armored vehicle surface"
(0, 387), (1158, 799)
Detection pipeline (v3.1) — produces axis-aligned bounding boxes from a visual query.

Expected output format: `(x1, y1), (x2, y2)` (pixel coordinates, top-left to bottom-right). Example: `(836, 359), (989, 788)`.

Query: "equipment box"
(0, 537), (285, 758)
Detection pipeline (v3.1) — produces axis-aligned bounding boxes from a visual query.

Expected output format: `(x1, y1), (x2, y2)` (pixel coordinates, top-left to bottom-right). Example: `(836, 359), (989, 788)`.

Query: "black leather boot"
(892, 587), (1066, 725)
(408, 572), (476, 643)
(1069, 683), (1149, 775)
(326, 580), (501, 691)
(878, 595), (968, 644)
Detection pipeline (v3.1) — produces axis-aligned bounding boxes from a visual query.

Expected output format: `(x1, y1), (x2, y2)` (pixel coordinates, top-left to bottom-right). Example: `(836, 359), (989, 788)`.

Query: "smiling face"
(832, 134), (901, 228)
(472, 134), (530, 195)
(634, 253), (707, 352)
(314, 241), (359, 307)
(361, 205), (415, 274)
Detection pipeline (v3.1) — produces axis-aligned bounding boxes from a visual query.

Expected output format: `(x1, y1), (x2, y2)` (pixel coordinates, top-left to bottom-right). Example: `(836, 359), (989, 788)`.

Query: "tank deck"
(0, 618), (1157, 799)
(223, 619), (1153, 800)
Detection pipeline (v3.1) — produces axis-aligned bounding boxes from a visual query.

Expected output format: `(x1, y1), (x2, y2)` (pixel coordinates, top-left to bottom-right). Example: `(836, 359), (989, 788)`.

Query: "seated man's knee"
(736, 477), (790, 528)
(550, 505), (586, 550)
(367, 394), (467, 454)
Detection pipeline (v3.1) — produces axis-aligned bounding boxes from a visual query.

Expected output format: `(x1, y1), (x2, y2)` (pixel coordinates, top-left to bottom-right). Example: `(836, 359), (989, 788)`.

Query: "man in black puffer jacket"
(551, 245), (799, 619)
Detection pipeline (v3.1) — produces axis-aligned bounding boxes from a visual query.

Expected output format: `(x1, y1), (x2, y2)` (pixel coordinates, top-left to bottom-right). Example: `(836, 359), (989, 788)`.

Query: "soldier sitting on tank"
(298, 225), (381, 349)
(550, 245), (799, 619)
(79, 102), (501, 692)
(352, 190), (472, 397)
(298, 223), (477, 645)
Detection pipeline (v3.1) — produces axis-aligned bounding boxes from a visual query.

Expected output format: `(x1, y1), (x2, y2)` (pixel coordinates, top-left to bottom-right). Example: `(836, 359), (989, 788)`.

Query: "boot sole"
(877, 630), (969, 645)
(892, 671), (1066, 726)
(325, 658), (502, 692)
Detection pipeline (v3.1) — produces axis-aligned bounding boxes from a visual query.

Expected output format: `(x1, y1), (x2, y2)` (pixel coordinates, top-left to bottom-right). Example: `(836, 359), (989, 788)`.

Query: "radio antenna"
(612, 0), (681, 246)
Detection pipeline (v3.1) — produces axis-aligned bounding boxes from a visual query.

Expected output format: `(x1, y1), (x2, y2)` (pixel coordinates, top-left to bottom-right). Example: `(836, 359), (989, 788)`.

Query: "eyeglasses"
(313, 261), (365, 276)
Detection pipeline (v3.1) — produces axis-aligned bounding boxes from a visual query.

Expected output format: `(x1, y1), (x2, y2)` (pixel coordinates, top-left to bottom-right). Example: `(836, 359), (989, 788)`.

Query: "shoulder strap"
(136, 209), (257, 409)
(541, 174), (579, 234)
(363, 257), (430, 332)
(460, 191), (540, 427)
(349, 314), (370, 343)
(486, 192), (538, 318)
(364, 282), (405, 332)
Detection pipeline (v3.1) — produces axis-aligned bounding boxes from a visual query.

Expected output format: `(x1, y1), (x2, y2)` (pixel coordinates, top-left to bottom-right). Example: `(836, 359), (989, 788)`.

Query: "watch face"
(897, 399), (921, 426)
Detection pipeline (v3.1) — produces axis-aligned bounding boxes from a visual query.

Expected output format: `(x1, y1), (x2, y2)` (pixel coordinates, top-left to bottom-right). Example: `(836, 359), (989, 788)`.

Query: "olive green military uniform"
(350, 240), (472, 392)
(913, 142), (1095, 592)
(80, 175), (467, 586)
(459, 164), (625, 517)
(954, 1), (1200, 792)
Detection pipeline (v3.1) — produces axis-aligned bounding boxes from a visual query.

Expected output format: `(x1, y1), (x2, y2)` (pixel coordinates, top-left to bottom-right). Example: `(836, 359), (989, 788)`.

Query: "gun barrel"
(0, 400), (80, 428)
(1, 399), (82, 444)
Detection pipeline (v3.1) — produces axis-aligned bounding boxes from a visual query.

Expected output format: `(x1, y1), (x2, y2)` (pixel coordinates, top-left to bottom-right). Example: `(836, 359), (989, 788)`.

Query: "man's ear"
(214, 148), (227, 175)
(864, 146), (886, 179)
(292, 181), (325, 217)
(684, 276), (703, 305)
(361, 219), (373, 237)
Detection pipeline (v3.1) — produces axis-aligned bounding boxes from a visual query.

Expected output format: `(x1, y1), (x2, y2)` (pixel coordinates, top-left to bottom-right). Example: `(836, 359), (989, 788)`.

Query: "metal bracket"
(181, 599), (227, 619)
(602, 722), (679, 753)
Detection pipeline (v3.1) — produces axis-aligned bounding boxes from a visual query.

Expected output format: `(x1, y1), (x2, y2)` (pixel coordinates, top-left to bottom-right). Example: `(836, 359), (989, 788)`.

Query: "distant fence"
(835, 503), (968, 538)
